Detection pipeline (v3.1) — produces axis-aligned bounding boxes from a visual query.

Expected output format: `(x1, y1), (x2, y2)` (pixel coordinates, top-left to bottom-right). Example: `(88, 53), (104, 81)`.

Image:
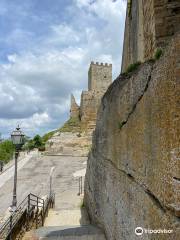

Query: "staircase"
(0, 193), (55, 240)
(23, 208), (106, 240)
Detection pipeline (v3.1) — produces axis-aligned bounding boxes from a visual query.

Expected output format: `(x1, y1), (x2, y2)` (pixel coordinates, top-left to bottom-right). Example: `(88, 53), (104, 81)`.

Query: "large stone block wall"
(121, 0), (180, 72)
(143, 0), (180, 60)
(80, 91), (101, 130)
(121, 0), (145, 72)
(154, 0), (180, 47)
(85, 34), (180, 240)
(143, 0), (155, 60)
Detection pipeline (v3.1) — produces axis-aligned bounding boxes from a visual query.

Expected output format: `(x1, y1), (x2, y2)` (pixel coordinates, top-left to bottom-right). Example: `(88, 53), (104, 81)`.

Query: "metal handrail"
(78, 176), (83, 196)
(0, 196), (28, 236)
(0, 192), (55, 240)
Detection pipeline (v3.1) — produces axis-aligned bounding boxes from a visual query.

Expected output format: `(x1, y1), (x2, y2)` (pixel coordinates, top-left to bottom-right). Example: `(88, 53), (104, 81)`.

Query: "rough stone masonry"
(85, 33), (180, 240)
(121, 0), (180, 72)
(85, 1), (180, 239)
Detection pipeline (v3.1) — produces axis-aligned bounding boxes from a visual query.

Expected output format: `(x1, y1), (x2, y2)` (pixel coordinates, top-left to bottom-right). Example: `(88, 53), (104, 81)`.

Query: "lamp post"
(49, 167), (55, 197)
(10, 125), (25, 211)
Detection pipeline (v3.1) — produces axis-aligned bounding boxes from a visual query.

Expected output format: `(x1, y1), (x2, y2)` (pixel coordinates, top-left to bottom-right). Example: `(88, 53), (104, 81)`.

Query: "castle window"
(104, 75), (107, 78)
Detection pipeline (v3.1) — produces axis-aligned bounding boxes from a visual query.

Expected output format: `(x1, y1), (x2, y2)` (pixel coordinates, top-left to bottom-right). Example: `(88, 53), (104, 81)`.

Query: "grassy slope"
(43, 117), (82, 142)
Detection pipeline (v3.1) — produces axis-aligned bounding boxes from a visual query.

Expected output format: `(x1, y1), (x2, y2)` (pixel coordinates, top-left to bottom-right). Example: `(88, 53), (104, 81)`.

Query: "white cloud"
(7, 54), (17, 63)
(0, 0), (126, 137)
(49, 24), (81, 45)
(0, 112), (51, 138)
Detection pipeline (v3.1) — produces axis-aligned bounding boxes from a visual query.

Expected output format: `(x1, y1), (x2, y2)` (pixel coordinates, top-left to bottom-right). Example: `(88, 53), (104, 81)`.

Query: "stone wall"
(70, 94), (80, 118)
(80, 91), (99, 130)
(143, 0), (155, 60)
(121, 0), (180, 72)
(88, 62), (112, 92)
(153, 0), (180, 47)
(121, 0), (145, 72)
(70, 62), (113, 131)
(85, 34), (180, 240)
(80, 62), (112, 130)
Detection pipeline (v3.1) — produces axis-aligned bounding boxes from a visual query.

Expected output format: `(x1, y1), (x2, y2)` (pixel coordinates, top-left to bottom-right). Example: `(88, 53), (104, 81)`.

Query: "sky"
(0, 0), (126, 138)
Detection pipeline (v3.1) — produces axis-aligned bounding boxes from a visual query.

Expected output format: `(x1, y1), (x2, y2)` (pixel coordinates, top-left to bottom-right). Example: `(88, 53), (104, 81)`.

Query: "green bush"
(33, 135), (43, 148)
(118, 121), (123, 129)
(154, 48), (163, 60)
(23, 135), (45, 151)
(0, 140), (15, 163)
(125, 61), (141, 74)
(128, 0), (132, 17)
(79, 199), (85, 209)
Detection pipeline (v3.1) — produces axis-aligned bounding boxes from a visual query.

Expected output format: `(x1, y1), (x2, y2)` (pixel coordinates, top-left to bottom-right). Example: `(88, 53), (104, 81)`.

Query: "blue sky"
(0, 0), (126, 138)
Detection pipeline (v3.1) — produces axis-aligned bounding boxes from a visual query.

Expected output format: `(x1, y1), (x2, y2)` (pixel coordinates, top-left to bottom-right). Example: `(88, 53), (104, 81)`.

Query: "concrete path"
(44, 208), (90, 227)
(0, 155), (87, 221)
(0, 151), (37, 189)
(22, 154), (106, 240)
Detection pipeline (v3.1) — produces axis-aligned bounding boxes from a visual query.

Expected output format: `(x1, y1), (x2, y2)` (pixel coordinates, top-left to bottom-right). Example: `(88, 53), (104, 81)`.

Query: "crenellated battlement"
(88, 61), (112, 92)
(90, 61), (112, 67)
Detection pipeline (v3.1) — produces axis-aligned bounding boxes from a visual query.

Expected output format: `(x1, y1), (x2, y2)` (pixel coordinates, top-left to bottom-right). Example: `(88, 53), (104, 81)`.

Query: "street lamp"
(10, 125), (25, 211)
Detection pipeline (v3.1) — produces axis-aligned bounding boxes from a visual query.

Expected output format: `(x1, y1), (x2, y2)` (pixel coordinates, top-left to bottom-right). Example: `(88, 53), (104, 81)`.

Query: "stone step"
(24, 225), (106, 240)
(44, 209), (90, 226)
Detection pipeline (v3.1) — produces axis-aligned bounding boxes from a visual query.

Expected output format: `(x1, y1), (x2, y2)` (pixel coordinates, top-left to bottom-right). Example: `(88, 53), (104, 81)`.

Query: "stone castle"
(46, 61), (112, 156)
(85, 1), (180, 240)
(70, 61), (112, 130)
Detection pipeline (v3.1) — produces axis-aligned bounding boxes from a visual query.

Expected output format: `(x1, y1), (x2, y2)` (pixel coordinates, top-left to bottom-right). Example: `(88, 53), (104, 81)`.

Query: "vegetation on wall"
(128, 0), (132, 17)
(154, 48), (163, 60)
(123, 49), (163, 76)
(0, 140), (15, 163)
(125, 61), (141, 74)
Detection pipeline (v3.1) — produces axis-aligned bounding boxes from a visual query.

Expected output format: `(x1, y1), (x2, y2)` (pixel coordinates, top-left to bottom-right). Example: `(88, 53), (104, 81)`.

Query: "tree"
(33, 135), (43, 148)
(0, 140), (15, 163)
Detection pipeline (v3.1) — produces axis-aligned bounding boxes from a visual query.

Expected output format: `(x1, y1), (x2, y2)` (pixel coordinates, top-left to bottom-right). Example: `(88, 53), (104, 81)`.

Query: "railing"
(0, 192), (55, 240)
(78, 176), (83, 196)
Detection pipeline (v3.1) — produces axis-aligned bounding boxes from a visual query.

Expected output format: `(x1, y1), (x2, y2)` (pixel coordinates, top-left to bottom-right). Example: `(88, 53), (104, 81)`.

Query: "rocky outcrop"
(85, 34), (180, 239)
(70, 94), (80, 119)
(46, 131), (92, 157)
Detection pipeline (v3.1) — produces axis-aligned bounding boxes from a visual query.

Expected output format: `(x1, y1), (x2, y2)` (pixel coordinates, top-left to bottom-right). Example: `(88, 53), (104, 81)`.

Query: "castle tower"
(70, 94), (80, 119)
(79, 61), (112, 130)
(88, 62), (112, 93)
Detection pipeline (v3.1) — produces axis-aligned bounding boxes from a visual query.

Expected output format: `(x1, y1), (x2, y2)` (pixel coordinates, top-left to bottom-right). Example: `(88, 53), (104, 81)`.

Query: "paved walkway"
(0, 151), (37, 189)
(0, 154), (87, 221)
